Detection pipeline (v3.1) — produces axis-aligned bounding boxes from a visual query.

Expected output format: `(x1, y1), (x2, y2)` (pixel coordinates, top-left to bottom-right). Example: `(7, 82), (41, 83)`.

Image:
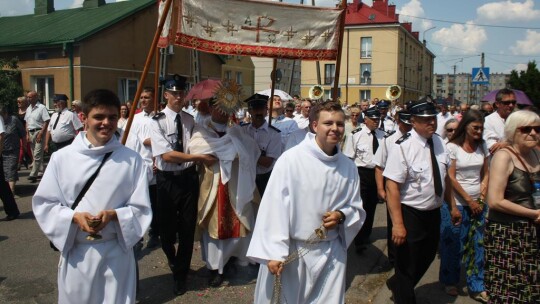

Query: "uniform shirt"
(435, 112), (453, 136)
(294, 115), (309, 130)
(483, 111), (505, 150)
(125, 111), (155, 185)
(269, 115), (299, 148)
(373, 129), (405, 169)
(48, 108), (83, 143)
(150, 106), (195, 171)
(343, 127), (385, 168)
(383, 129), (450, 210)
(25, 102), (50, 130)
(242, 121), (282, 174)
(379, 115), (395, 133)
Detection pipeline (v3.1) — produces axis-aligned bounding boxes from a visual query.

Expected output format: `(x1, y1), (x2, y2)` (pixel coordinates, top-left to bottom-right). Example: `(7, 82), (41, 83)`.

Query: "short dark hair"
(285, 102), (295, 109)
(495, 88), (515, 102)
(312, 101), (344, 121)
(81, 89), (121, 115)
(142, 86), (155, 95)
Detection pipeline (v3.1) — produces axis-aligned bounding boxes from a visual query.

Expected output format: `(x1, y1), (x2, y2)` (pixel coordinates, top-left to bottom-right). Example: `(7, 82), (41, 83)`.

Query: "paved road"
(1, 167), (481, 303)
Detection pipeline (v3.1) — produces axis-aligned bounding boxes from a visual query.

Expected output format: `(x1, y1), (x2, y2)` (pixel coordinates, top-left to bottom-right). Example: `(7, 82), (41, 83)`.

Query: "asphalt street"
(1, 166), (480, 304)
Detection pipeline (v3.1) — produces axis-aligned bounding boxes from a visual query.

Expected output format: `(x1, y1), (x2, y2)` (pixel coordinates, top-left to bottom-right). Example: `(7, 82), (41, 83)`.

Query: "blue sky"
(2, 0), (539, 75)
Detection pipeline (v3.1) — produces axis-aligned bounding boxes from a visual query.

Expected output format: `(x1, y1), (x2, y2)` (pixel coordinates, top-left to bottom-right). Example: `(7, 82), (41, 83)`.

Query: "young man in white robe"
(247, 101), (366, 304)
(187, 87), (260, 288)
(33, 89), (152, 304)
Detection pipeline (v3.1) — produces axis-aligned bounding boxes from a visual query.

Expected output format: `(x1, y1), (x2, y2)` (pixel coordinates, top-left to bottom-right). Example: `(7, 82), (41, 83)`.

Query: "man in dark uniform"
(343, 107), (385, 253)
(242, 94), (282, 196)
(377, 100), (395, 133)
(383, 99), (460, 303)
(150, 76), (217, 295)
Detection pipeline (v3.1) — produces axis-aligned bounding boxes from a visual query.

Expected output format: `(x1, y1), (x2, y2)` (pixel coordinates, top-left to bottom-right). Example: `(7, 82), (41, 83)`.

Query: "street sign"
(472, 67), (489, 85)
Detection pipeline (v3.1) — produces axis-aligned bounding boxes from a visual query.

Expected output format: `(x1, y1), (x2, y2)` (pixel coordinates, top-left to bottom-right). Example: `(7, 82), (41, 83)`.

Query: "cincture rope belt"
(271, 224), (327, 304)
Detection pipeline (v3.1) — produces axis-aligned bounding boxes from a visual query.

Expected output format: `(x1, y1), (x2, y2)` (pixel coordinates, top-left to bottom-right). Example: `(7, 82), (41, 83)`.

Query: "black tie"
(371, 130), (379, 153)
(380, 118), (385, 131)
(53, 112), (62, 130)
(174, 114), (183, 153)
(427, 138), (443, 198)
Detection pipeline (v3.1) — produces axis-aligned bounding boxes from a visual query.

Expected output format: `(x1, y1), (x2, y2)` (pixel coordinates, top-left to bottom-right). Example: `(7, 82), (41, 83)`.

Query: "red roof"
(344, 0), (419, 40)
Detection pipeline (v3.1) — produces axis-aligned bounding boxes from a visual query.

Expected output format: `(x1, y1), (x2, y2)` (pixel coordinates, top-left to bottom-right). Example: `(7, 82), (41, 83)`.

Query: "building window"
(225, 70), (232, 80)
(32, 76), (55, 108)
(361, 37), (372, 58)
(324, 64), (335, 85)
(360, 89), (371, 101)
(35, 51), (48, 60)
(118, 78), (138, 103)
(236, 72), (243, 84)
(360, 63), (372, 84)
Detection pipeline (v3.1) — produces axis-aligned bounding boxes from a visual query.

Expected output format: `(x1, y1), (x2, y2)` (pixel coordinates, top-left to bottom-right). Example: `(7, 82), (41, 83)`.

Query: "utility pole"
(452, 64), (456, 106)
(480, 52), (485, 104)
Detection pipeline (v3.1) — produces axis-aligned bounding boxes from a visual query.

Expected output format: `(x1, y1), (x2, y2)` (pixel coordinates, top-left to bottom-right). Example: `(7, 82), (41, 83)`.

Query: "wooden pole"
(268, 58), (277, 127)
(121, 0), (173, 145)
(154, 47), (161, 113)
(332, 0), (347, 103)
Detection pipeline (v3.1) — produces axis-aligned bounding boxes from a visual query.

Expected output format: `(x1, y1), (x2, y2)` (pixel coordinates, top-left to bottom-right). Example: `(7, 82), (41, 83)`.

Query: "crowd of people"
(0, 84), (539, 303)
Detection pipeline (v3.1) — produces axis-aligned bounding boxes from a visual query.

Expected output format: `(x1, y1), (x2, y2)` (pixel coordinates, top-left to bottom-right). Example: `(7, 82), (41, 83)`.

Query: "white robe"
(247, 133), (365, 304)
(32, 133), (152, 304)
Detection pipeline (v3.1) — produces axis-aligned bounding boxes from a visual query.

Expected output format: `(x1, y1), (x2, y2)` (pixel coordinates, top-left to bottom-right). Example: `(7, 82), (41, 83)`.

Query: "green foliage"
(508, 61), (540, 107)
(0, 57), (23, 113)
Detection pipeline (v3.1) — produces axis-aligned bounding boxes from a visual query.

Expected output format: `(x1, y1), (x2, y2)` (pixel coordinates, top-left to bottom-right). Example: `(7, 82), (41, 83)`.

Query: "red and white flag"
(174, 0), (344, 60)
(158, 0), (173, 48)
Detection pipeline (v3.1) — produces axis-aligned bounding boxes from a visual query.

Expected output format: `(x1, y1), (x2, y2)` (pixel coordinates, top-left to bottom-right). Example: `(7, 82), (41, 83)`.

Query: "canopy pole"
(154, 47), (161, 113)
(122, 0), (173, 145)
(332, 0), (347, 103)
(268, 58), (278, 127)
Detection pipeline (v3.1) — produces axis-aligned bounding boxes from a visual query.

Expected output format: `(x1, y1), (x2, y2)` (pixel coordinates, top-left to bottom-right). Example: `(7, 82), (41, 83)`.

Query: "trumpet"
(386, 85), (402, 101)
(309, 85), (325, 100)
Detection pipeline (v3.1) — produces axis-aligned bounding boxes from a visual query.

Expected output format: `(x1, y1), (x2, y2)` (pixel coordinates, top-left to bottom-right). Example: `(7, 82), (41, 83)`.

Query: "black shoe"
(208, 270), (224, 288)
(386, 278), (396, 303)
(28, 176), (37, 183)
(133, 240), (143, 253)
(173, 279), (187, 295)
(146, 236), (160, 249)
(3, 213), (20, 221)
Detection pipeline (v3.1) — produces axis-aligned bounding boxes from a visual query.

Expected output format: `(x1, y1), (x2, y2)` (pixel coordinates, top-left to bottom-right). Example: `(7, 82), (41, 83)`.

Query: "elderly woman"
(442, 118), (459, 143)
(341, 105), (361, 150)
(485, 110), (540, 303)
(438, 110), (489, 302)
(0, 106), (26, 194)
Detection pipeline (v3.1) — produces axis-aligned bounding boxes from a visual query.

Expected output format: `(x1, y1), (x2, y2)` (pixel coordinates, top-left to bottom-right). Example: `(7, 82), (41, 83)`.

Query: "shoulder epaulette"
(239, 121), (250, 127)
(351, 127), (362, 134)
(152, 112), (165, 120)
(269, 125), (281, 133)
(396, 132), (411, 144)
(384, 130), (396, 138)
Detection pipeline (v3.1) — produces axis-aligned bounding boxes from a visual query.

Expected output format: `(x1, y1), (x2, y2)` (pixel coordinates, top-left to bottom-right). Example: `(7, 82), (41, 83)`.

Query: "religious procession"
(1, 0), (539, 304)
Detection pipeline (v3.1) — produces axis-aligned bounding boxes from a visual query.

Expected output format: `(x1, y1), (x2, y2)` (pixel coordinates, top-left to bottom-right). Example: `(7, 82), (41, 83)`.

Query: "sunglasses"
(518, 126), (540, 134)
(285, 109), (294, 113)
(500, 100), (517, 106)
(446, 128), (456, 132)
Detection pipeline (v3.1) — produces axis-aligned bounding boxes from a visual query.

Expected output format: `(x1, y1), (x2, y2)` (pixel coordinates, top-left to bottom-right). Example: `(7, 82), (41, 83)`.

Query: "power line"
(399, 13), (540, 30)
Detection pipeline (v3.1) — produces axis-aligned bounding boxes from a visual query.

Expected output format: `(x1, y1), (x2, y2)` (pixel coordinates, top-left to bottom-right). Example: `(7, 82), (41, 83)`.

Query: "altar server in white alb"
(247, 101), (365, 304)
(32, 89), (152, 304)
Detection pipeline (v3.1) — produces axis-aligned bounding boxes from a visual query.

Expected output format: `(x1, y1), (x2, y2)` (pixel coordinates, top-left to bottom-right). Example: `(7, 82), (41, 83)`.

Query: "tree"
(0, 57), (23, 113)
(508, 61), (540, 108)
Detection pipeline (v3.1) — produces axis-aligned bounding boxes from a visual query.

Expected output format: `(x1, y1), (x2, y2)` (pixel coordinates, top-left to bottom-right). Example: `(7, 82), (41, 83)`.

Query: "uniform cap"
(244, 93), (268, 109)
(397, 110), (412, 125)
(164, 74), (187, 92)
(363, 107), (381, 119)
(377, 100), (390, 109)
(53, 94), (68, 102)
(408, 99), (437, 117)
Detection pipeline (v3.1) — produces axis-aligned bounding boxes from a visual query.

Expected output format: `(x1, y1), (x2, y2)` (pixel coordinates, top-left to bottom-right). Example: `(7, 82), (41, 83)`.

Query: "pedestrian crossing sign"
(472, 67), (489, 85)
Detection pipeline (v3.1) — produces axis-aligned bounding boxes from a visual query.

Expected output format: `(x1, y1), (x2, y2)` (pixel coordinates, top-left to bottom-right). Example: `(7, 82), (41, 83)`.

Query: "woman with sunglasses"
(438, 110), (489, 302)
(485, 110), (540, 303)
(442, 118), (458, 143)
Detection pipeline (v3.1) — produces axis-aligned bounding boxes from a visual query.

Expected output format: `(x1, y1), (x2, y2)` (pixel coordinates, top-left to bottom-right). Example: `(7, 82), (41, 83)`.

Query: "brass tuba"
(309, 85), (325, 100)
(385, 85), (402, 101)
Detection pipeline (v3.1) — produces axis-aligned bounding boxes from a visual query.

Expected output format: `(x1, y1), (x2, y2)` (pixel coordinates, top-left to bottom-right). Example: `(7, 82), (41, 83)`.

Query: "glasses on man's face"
(446, 128), (456, 132)
(518, 126), (540, 134)
(285, 109), (294, 113)
(500, 100), (517, 106)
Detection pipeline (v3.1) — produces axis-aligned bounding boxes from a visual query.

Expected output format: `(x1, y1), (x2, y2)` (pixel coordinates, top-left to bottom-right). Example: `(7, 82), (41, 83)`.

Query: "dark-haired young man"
(247, 101), (365, 303)
(33, 89), (153, 303)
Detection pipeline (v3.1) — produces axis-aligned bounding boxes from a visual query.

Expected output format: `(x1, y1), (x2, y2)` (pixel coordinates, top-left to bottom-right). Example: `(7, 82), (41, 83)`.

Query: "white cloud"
(510, 30), (540, 55)
(431, 22), (487, 54)
(70, 0), (85, 9)
(509, 63), (528, 73)
(477, 0), (540, 22)
(397, 0), (433, 32)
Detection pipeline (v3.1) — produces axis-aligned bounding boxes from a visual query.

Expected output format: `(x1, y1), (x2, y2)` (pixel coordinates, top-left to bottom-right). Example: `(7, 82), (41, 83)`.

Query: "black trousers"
(54, 138), (74, 150)
(0, 156), (19, 217)
(387, 205), (440, 304)
(148, 184), (159, 237)
(255, 171), (272, 197)
(156, 167), (198, 281)
(355, 167), (378, 247)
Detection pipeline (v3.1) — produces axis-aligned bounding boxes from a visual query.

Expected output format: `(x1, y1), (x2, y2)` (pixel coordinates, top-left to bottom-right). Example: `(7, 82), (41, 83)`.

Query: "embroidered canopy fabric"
(173, 0), (344, 60)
